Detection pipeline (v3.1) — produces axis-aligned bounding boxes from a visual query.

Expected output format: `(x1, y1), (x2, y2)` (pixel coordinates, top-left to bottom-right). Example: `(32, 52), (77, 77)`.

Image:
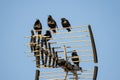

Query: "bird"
(44, 30), (52, 41)
(57, 59), (66, 66)
(47, 15), (58, 33)
(61, 18), (71, 32)
(41, 30), (52, 49)
(71, 50), (79, 67)
(33, 19), (42, 43)
(33, 19), (42, 34)
(57, 59), (73, 72)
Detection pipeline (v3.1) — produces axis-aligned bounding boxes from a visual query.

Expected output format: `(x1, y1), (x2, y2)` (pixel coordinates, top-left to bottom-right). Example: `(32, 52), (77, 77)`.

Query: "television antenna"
(25, 24), (98, 80)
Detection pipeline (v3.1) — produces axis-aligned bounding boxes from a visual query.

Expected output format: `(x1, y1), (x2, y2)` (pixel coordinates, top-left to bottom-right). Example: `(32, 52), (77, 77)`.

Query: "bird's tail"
(79, 67), (83, 72)
(67, 28), (71, 32)
(52, 30), (56, 33)
(66, 26), (71, 32)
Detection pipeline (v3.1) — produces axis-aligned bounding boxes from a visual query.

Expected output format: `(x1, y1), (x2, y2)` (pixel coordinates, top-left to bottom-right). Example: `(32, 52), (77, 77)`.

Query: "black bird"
(61, 18), (71, 32)
(47, 15), (58, 33)
(57, 59), (66, 66)
(34, 19), (42, 43)
(30, 30), (36, 52)
(41, 30), (52, 49)
(71, 50), (79, 67)
(34, 19), (42, 34)
(44, 30), (52, 41)
(57, 59), (73, 72)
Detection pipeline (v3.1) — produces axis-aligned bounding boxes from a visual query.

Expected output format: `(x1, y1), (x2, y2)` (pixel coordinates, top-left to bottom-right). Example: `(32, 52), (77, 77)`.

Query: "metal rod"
(25, 35), (49, 38)
(41, 71), (65, 74)
(83, 69), (94, 72)
(40, 74), (93, 79)
(35, 70), (40, 80)
(67, 54), (93, 59)
(54, 30), (88, 35)
(24, 43), (41, 46)
(39, 65), (54, 68)
(40, 77), (65, 80)
(34, 26), (87, 31)
(40, 74), (66, 78)
(51, 34), (90, 40)
(57, 26), (87, 30)
(25, 26), (88, 38)
(93, 66), (98, 80)
(57, 50), (92, 54)
(41, 70), (64, 74)
(40, 69), (94, 73)
(88, 25), (98, 63)
(50, 40), (90, 44)
(63, 45), (67, 61)
(33, 58), (94, 63)
(26, 51), (93, 58)
(68, 50), (92, 53)
(40, 72), (93, 75)
(25, 43), (91, 48)
(25, 34), (90, 41)
(72, 59), (94, 62)
(69, 76), (93, 79)
(54, 44), (91, 49)
(68, 73), (93, 75)
(25, 49), (47, 53)
(25, 40), (90, 47)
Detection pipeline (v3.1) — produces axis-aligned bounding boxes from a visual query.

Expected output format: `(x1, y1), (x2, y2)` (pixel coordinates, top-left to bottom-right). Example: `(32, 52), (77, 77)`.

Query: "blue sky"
(0, 0), (120, 80)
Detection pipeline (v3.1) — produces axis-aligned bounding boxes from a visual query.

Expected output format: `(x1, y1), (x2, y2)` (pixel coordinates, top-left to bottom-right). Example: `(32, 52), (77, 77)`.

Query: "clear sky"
(0, 0), (120, 80)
